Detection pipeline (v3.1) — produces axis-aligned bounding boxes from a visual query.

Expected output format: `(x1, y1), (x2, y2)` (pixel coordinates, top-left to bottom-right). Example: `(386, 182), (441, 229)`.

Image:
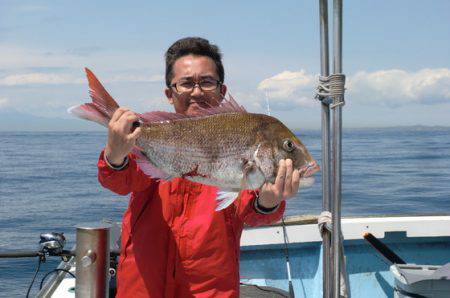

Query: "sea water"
(1, 127), (450, 296)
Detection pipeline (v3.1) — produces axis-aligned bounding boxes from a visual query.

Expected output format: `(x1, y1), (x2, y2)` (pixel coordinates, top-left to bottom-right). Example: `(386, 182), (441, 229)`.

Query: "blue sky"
(0, 0), (449, 130)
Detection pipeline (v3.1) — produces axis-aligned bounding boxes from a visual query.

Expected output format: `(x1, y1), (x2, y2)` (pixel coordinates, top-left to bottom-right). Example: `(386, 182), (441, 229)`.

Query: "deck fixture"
(316, 0), (347, 297)
(75, 226), (110, 297)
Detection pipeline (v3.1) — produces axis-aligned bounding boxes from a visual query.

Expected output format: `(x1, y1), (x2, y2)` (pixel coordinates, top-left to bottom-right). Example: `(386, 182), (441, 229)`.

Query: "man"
(98, 37), (301, 297)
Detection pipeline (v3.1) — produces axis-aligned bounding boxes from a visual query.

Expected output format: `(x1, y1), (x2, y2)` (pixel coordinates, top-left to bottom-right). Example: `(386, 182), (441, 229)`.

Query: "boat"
(31, 214), (450, 297)
(2, 0), (450, 297)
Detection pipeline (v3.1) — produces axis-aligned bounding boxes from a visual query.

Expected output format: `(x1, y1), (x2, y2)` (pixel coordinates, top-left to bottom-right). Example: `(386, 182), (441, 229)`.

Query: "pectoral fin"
(215, 191), (239, 211)
(242, 161), (266, 190)
(131, 147), (173, 181)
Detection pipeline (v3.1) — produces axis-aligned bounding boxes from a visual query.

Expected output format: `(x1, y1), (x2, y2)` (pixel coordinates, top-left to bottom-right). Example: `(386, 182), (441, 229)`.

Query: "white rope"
(318, 211), (333, 234)
(317, 211), (351, 298)
(315, 74), (346, 109)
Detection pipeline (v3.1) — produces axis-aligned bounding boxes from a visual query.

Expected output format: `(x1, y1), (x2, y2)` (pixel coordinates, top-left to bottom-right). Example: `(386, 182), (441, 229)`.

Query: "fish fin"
(68, 68), (120, 125)
(215, 191), (239, 211)
(131, 147), (174, 181)
(300, 177), (315, 188)
(198, 94), (247, 114)
(139, 111), (190, 123)
(68, 103), (109, 127)
(85, 68), (120, 119)
(138, 94), (247, 124)
(242, 161), (266, 190)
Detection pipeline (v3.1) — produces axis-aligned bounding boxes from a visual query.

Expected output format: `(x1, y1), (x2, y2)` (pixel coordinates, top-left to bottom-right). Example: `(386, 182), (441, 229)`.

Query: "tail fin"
(68, 68), (120, 127)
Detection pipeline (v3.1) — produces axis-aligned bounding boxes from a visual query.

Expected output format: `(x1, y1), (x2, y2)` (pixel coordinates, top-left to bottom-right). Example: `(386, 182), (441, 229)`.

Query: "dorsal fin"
(138, 111), (189, 123)
(139, 94), (246, 123)
(200, 94), (247, 114)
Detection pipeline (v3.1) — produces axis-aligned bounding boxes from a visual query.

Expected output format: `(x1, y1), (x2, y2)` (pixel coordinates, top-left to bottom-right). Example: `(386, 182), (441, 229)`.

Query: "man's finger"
(128, 127), (142, 140)
(291, 169), (301, 195)
(274, 159), (286, 195)
(110, 108), (129, 124)
(283, 159), (293, 197)
(120, 112), (139, 134)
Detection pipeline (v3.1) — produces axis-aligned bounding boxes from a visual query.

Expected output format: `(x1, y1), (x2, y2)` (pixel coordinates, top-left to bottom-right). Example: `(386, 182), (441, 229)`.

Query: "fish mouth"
(298, 160), (320, 178)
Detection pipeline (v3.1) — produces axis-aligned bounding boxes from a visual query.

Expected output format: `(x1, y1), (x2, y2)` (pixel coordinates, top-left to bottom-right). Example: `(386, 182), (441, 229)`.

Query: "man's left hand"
(258, 159), (301, 209)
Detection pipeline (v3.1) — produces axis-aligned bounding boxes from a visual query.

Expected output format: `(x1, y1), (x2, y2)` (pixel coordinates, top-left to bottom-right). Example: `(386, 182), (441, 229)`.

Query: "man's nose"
(190, 84), (204, 97)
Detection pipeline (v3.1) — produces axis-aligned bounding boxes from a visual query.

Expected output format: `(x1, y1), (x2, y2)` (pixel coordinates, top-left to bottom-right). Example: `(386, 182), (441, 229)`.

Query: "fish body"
(138, 112), (316, 190)
(69, 68), (319, 210)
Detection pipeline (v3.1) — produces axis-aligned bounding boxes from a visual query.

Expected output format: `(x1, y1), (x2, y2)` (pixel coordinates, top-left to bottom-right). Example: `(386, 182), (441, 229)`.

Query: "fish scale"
(137, 113), (264, 187)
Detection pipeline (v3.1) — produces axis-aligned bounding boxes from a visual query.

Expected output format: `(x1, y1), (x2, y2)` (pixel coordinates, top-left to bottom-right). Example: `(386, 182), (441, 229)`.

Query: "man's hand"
(258, 159), (301, 209)
(104, 108), (142, 165)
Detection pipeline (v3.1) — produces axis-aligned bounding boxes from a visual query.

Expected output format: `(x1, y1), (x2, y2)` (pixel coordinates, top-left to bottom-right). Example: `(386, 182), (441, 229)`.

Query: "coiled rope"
(315, 74), (346, 109)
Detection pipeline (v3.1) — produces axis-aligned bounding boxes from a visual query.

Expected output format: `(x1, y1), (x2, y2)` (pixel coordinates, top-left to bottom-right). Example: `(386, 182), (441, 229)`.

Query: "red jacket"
(98, 151), (285, 298)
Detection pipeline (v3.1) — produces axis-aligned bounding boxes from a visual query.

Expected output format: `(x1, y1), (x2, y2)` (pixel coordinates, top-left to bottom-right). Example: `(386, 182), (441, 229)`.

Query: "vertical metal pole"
(76, 226), (110, 298)
(319, 0), (333, 297)
(332, 0), (343, 297)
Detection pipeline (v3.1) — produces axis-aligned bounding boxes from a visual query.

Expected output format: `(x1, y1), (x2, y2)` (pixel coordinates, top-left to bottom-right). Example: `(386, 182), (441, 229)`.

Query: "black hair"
(165, 37), (224, 87)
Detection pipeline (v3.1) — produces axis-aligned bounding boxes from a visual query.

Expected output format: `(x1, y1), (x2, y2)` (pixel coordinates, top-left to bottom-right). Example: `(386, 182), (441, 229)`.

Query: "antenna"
(265, 91), (271, 116)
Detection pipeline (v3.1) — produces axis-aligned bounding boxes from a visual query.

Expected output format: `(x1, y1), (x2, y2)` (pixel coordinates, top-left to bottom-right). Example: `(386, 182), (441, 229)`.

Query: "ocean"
(1, 128), (450, 297)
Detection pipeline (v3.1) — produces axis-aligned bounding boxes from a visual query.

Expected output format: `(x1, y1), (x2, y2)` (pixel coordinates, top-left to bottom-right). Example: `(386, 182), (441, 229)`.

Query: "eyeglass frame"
(170, 78), (223, 94)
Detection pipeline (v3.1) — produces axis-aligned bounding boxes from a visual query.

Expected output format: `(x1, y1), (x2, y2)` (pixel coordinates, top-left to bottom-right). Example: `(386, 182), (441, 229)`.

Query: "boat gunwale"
(262, 213), (450, 227)
(242, 214), (450, 247)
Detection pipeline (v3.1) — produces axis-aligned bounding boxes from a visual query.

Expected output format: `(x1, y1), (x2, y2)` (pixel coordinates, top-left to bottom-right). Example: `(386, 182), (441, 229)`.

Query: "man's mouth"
(190, 101), (210, 108)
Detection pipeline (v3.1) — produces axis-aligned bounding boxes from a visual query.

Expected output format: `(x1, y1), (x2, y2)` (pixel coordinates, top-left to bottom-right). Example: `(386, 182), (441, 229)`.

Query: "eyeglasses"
(170, 78), (221, 93)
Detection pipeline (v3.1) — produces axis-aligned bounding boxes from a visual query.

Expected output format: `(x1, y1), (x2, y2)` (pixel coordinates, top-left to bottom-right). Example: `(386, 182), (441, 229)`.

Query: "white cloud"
(0, 73), (83, 85)
(109, 74), (164, 83)
(0, 44), (162, 71)
(257, 70), (316, 109)
(0, 97), (9, 108)
(0, 44), (85, 69)
(348, 68), (450, 106)
(256, 68), (450, 109)
(0, 72), (164, 86)
(258, 70), (314, 97)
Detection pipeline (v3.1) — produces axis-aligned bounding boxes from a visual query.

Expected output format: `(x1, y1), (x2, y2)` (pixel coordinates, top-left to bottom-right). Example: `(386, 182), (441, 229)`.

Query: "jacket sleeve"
(235, 190), (286, 227)
(97, 150), (153, 195)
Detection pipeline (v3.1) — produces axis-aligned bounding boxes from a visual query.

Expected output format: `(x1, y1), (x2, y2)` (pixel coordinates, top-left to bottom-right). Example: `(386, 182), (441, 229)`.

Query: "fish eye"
(283, 139), (295, 152)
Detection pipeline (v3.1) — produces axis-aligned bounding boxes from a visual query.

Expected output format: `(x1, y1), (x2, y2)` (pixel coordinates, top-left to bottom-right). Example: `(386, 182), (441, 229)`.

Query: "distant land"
(0, 108), (102, 131)
(1, 109), (449, 132)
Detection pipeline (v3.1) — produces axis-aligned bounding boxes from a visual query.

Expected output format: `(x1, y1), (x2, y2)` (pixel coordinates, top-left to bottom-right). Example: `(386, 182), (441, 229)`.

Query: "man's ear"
(165, 88), (174, 105)
(220, 84), (227, 97)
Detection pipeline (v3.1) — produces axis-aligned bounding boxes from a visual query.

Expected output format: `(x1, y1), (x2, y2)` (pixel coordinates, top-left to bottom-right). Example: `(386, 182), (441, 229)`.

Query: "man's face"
(165, 54), (227, 115)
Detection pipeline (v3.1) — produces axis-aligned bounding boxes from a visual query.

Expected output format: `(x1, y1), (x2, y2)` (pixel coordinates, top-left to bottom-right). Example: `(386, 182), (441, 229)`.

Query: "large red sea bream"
(69, 68), (320, 210)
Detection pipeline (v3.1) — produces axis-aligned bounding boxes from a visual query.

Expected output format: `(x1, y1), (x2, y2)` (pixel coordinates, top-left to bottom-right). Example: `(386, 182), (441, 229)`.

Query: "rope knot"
(315, 74), (346, 108)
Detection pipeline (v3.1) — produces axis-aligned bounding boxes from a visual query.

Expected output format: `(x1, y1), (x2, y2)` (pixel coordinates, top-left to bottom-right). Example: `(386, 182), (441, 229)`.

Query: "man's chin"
(186, 105), (202, 116)
(186, 110), (201, 116)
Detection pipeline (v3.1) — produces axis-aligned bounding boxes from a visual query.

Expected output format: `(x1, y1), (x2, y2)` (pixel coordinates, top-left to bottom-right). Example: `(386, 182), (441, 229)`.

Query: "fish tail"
(68, 68), (120, 127)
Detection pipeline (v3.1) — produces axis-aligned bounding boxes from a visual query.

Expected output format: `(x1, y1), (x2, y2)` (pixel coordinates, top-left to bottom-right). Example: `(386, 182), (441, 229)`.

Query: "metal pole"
(332, 0), (343, 297)
(75, 226), (110, 298)
(319, 0), (333, 297)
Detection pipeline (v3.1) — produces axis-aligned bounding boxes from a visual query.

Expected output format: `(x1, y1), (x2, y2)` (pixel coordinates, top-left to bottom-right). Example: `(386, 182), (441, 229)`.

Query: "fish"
(69, 68), (320, 210)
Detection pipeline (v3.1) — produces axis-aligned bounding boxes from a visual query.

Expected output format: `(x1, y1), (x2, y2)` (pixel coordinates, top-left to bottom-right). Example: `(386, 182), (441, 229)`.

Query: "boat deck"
(240, 215), (450, 297)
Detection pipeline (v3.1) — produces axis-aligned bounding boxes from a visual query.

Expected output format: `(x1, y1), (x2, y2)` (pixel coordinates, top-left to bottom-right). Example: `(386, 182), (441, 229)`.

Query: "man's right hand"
(104, 108), (142, 166)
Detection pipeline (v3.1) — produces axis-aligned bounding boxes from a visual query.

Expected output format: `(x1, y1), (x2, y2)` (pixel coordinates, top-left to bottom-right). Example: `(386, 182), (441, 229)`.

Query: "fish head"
(256, 116), (320, 185)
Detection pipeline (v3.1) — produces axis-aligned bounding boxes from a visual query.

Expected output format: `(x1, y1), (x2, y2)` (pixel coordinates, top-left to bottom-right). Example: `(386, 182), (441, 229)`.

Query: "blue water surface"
(0, 127), (450, 296)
